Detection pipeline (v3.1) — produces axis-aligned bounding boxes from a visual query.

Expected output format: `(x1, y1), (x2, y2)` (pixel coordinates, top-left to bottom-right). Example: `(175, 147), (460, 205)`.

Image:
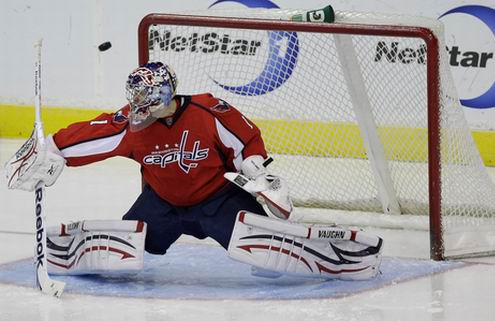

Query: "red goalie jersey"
(53, 93), (267, 206)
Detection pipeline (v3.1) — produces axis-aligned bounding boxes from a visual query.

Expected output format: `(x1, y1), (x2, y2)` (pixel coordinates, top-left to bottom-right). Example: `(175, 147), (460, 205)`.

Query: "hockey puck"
(98, 41), (112, 52)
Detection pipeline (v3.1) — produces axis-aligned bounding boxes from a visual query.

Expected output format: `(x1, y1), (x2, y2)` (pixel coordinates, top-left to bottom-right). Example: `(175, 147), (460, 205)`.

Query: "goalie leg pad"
(228, 212), (383, 280)
(46, 220), (146, 275)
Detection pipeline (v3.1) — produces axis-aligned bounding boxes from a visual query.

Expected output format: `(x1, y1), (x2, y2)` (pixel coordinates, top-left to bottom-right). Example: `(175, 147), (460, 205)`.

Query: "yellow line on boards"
(472, 131), (495, 167)
(0, 104), (110, 137)
(1, 104), (494, 166)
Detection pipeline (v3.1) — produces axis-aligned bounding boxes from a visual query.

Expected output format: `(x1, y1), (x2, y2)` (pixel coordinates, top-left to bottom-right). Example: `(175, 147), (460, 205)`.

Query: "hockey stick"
(238, 211), (382, 247)
(33, 39), (65, 297)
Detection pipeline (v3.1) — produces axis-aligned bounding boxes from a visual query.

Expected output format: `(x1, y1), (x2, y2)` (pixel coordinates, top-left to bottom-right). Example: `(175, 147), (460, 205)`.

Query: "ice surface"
(1, 138), (495, 321)
(0, 243), (466, 300)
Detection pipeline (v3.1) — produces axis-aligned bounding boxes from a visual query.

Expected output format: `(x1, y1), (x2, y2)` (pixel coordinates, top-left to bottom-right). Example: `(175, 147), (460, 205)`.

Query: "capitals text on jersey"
(142, 130), (209, 173)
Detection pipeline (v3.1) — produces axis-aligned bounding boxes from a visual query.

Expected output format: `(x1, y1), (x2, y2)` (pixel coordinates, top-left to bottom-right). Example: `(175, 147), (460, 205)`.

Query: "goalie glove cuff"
(41, 150), (65, 187)
(46, 134), (63, 156)
(241, 155), (266, 179)
(42, 135), (65, 187)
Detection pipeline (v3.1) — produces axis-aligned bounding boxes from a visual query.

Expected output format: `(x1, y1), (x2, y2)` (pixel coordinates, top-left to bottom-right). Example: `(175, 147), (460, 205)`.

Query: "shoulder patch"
(210, 99), (232, 113)
(113, 107), (129, 124)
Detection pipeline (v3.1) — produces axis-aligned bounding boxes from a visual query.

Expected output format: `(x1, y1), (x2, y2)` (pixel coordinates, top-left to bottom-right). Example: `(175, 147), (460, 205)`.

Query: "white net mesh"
(142, 9), (495, 258)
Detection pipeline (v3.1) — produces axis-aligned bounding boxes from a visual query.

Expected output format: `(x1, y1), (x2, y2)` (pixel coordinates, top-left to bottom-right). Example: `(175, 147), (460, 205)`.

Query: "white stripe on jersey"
(215, 118), (245, 171)
(61, 130), (126, 158)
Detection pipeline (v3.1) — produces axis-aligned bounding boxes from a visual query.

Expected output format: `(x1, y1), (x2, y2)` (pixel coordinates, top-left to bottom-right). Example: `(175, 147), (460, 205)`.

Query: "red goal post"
(136, 11), (494, 260)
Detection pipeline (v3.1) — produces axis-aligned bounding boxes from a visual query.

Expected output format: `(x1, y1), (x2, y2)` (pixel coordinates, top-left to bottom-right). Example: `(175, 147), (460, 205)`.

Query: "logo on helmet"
(126, 62), (178, 109)
(130, 68), (158, 86)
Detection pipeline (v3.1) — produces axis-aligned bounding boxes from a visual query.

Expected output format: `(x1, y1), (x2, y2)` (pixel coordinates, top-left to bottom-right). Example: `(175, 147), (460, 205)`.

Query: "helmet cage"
(125, 62), (178, 131)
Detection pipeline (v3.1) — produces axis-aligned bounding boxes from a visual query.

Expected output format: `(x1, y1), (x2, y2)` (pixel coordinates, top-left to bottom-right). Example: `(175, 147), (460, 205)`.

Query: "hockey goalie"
(5, 62), (383, 280)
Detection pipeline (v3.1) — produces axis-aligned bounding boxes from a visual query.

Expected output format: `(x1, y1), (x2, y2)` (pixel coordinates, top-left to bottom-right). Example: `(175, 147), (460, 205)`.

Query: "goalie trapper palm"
(5, 130), (65, 191)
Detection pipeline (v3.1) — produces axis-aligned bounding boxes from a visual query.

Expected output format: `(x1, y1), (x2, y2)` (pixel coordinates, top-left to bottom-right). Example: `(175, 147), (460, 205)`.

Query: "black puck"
(98, 41), (112, 52)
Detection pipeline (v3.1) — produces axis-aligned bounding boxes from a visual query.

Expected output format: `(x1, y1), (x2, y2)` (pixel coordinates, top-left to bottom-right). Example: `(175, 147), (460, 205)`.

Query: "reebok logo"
(35, 187), (45, 269)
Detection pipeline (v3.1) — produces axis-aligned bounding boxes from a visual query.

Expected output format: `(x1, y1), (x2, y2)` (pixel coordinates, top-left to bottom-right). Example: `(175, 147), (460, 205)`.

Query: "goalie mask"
(125, 62), (178, 131)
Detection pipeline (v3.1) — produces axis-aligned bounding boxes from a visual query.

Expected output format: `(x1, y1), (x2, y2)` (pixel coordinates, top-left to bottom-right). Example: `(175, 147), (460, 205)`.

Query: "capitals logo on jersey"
(113, 108), (129, 124)
(142, 130), (209, 173)
(210, 99), (232, 113)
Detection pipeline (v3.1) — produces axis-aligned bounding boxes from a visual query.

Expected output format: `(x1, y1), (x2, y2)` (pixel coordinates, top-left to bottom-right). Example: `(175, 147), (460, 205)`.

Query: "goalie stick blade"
(37, 268), (65, 298)
(41, 280), (65, 298)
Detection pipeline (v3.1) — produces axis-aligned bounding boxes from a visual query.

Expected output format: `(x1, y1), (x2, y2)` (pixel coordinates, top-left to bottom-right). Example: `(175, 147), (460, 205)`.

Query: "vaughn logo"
(143, 130), (209, 173)
(318, 230), (346, 240)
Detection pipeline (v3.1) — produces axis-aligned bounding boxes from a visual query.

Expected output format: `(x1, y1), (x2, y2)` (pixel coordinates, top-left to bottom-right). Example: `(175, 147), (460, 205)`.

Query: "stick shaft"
(32, 39), (65, 297)
(34, 40), (43, 125)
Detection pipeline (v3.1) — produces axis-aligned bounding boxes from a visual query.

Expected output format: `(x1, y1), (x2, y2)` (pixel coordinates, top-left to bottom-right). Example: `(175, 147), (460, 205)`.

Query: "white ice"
(1, 138), (494, 321)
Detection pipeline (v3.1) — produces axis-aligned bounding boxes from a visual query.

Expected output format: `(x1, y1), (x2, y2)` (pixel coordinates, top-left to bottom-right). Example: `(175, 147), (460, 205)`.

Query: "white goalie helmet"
(125, 62), (178, 131)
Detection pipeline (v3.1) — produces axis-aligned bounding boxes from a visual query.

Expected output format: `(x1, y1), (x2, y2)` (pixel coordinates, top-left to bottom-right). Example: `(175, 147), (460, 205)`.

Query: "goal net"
(138, 8), (495, 260)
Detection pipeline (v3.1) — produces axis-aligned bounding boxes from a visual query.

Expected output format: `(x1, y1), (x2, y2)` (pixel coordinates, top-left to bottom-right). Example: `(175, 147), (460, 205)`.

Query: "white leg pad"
(46, 220), (146, 275)
(228, 212), (383, 280)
